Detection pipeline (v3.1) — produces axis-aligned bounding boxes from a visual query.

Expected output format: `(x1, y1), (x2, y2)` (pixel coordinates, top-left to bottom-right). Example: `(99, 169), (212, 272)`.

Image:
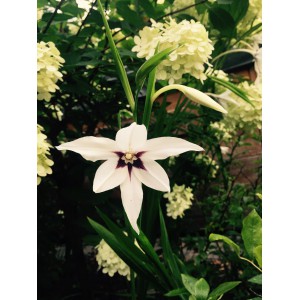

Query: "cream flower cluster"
(209, 121), (233, 142)
(37, 125), (54, 185)
(164, 184), (194, 219)
(132, 18), (214, 84)
(95, 239), (131, 280)
(221, 81), (262, 134)
(194, 153), (219, 179)
(37, 41), (65, 101)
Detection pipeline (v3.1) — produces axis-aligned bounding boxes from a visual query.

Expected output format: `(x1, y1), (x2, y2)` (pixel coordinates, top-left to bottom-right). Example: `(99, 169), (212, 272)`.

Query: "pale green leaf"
(209, 233), (240, 256)
(194, 278), (210, 300)
(248, 274), (262, 285)
(253, 245), (262, 268)
(181, 274), (197, 295)
(208, 281), (241, 300)
(241, 210), (262, 259)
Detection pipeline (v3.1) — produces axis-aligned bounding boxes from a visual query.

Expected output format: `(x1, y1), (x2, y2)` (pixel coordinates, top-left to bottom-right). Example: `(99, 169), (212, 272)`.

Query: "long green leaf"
(208, 281), (241, 300)
(94, 208), (171, 288)
(159, 204), (182, 288)
(134, 230), (176, 288)
(95, 208), (173, 289)
(87, 217), (166, 290)
(96, 0), (135, 112)
(241, 210), (262, 259)
(165, 287), (189, 297)
(135, 46), (177, 94)
(208, 76), (254, 107)
(209, 233), (240, 256)
(142, 66), (157, 128)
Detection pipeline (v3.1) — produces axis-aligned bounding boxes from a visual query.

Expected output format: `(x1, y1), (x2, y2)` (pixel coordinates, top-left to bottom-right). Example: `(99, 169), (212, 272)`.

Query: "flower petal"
(115, 122), (147, 152)
(141, 137), (204, 160)
(120, 174), (143, 233)
(93, 159), (128, 193)
(56, 137), (117, 161)
(133, 160), (170, 192)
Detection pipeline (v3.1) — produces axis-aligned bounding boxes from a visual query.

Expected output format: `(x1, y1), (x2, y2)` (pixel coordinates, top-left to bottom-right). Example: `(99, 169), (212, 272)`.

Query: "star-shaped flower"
(57, 122), (203, 233)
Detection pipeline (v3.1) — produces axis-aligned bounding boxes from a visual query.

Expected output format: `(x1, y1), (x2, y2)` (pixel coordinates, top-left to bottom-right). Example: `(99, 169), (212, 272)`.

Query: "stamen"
(121, 152), (138, 164)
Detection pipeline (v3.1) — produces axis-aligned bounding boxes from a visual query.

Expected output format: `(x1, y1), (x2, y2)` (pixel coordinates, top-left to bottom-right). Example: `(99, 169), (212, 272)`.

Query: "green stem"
(42, 0), (66, 34)
(212, 49), (255, 64)
(142, 68), (156, 128)
(96, 0), (135, 113)
(130, 268), (136, 300)
(239, 256), (262, 272)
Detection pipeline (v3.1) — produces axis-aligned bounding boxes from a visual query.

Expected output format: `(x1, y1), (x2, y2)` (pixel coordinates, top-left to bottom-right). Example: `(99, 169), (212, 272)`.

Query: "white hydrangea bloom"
(209, 121), (233, 142)
(132, 18), (214, 84)
(76, 0), (94, 11)
(37, 125), (54, 185)
(164, 184), (194, 219)
(95, 239), (132, 280)
(37, 8), (43, 21)
(221, 81), (262, 134)
(194, 153), (219, 179)
(37, 41), (65, 101)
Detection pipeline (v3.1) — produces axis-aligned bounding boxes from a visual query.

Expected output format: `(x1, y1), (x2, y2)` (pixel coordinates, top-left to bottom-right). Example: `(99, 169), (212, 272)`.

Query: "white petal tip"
(132, 224), (140, 234)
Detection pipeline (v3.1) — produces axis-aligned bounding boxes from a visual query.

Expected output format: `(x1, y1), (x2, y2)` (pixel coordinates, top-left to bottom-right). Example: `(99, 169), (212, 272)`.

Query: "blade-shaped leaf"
(134, 230), (176, 288)
(87, 217), (166, 290)
(208, 76), (254, 107)
(135, 46), (177, 94)
(209, 233), (240, 256)
(208, 281), (241, 300)
(95, 207), (172, 288)
(181, 274), (197, 295)
(159, 204), (182, 287)
(165, 287), (189, 297)
(194, 278), (210, 300)
(241, 210), (262, 259)
(248, 274), (262, 285)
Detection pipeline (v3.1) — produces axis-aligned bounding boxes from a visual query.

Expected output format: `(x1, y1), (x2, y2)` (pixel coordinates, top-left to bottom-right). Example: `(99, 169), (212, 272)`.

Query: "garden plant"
(37, 0), (262, 299)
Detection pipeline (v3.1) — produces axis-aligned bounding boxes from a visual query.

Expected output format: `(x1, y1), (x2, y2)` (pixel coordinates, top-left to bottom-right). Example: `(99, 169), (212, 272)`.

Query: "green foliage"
(241, 210), (262, 260)
(37, 0), (262, 299)
(209, 233), (241, 256)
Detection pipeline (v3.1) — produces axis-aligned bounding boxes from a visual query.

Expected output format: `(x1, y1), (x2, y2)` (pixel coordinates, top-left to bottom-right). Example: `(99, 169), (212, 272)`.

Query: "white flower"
(209, 121), (233, 142)
(57, 122), (203, 233)
(164, 184), (194, 219)
(37, 41), (65, 101)
(37, 125), (54, 185)
(132, 18), (214, 84)
(95, 239), (131, 280)
(220, 81), (262, 134)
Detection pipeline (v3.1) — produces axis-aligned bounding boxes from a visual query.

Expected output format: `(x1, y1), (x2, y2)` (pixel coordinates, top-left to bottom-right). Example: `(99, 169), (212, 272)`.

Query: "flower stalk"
(96, 0), (135, 114)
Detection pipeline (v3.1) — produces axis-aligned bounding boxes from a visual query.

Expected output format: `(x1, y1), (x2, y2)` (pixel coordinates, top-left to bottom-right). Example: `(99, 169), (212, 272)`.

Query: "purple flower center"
(114, 151), (146, 176)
